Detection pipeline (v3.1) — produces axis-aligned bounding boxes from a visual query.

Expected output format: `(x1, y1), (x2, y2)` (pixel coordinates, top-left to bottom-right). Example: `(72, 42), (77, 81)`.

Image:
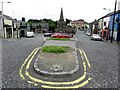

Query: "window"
(104, 22), (106, 26)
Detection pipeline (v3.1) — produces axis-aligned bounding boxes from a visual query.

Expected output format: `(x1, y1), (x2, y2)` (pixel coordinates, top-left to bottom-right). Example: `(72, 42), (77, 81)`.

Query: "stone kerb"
(33, 39), (79, 77)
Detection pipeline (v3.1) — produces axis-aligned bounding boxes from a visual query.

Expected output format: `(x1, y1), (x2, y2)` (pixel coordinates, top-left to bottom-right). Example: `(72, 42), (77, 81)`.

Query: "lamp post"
(1, 1), (11, 38)
(111, 0), (117, 43)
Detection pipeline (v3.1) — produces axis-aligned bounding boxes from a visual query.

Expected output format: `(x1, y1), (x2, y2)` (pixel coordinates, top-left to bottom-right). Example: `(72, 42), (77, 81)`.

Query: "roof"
(17, 20), (26, 23)
(3, 15), (13, 20)
(98, 10), (120, 21)
(3, 14), (18, 23)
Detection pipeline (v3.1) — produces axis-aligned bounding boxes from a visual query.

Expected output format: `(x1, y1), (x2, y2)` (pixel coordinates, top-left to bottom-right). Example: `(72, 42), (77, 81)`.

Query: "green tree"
(48, 19), (57, 32)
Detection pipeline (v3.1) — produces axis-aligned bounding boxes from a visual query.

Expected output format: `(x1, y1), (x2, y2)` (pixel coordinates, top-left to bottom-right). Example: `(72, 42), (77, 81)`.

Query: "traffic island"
(34, 45), (79, 77)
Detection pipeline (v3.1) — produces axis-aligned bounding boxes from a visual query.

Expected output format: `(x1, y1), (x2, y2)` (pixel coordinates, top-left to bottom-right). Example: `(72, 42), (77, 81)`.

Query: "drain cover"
(50, 65), (63, 72)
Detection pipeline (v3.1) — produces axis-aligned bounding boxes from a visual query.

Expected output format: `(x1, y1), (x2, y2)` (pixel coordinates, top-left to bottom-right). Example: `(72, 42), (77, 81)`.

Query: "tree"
(47, 19), (57, 32)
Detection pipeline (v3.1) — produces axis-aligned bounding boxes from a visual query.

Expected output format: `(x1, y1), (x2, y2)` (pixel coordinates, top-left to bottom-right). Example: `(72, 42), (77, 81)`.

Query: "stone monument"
(55, 8), (76, 34)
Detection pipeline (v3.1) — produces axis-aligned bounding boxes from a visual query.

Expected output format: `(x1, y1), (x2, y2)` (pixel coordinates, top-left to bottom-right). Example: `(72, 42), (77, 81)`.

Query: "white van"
(26, 32), (34, 37)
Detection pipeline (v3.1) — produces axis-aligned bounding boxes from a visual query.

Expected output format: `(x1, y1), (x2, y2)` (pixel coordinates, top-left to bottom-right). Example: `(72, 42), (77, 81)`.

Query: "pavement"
(33, 39), (80, 77)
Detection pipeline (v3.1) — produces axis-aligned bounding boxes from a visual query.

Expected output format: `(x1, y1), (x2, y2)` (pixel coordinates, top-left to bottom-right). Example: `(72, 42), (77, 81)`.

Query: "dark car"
(44, 33), (53, 37)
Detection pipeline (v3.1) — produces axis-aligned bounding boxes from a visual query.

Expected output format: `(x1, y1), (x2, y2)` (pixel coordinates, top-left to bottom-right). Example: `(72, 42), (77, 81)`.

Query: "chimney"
(22, 17), (25, 21)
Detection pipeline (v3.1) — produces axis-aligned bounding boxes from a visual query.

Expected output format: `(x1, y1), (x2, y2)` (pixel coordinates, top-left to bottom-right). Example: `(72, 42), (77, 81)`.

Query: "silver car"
(91, 34), (102, 41)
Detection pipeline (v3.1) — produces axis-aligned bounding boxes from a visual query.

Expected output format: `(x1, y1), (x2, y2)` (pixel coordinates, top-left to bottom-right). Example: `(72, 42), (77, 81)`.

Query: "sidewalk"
(34, 40), (79, 76)
(103, 39), (119, 46)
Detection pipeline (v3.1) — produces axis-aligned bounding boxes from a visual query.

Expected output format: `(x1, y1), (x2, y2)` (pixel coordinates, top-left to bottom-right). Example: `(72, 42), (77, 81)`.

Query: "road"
(2, 34), (45, 88)
(76, 30), (118, 88)
(2, 31), (119, 89)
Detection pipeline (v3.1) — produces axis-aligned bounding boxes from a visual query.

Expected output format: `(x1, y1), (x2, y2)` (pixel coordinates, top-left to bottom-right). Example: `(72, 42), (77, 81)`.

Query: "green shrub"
(42, 46), (70, 54)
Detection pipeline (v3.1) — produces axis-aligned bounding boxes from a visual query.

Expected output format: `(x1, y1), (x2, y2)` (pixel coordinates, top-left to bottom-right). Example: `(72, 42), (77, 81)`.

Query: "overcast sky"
(0, 0), (119, 22)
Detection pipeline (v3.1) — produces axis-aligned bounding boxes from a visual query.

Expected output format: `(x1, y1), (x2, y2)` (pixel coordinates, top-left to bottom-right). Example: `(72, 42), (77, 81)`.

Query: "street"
(76, 30), (118, 88)
(2, 34), (45, 88)
(2, 31), (118, 89)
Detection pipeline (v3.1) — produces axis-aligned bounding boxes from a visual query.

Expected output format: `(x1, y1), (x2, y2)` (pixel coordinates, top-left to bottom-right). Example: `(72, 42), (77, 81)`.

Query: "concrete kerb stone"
(33, 36), (80, 77)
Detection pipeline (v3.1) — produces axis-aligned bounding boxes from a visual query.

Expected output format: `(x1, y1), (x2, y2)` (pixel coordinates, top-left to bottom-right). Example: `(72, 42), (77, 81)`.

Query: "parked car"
(44, 33), (53, 37)
(91, 34), (102, 41)
(26, 31), (34, 37)
(51, 33), (73, 38)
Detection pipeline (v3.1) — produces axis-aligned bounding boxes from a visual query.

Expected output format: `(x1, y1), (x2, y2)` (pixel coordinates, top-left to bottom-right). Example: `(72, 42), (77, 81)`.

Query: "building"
(55, 8), (76, 34)
(91, 10), (120, 41)
(101, 13), (111, 40)
(118, 1), (120, 10)
(0, 11), (2, 38)
(109, 11), (120, 40)
(18, 17), (30, 37)
(56, 8), (66, 33)
(41, 20), (49, 33)
(1, 14), (20, 38)
(70, 19), (87, 30)
(0, 11), (22, 38)
(31, 23), (41, 33)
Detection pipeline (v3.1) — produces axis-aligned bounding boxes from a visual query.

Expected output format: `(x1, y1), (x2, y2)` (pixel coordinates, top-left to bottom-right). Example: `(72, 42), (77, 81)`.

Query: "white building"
(0, 11), (3, 38)
(102, 16), (110, 29)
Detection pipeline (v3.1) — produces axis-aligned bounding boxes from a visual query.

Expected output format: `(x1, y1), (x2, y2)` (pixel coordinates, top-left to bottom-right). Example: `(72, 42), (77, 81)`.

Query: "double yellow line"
(79, 49), (91, 68)
(19, 48), (92, 89)
(19, 47), (40, 80)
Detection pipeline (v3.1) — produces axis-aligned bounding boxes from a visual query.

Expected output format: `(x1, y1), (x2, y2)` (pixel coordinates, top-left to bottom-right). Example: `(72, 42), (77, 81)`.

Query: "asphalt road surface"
(2, 31), (119, 89)
(76, 30), (118, 88)
(2, 34), (45, 88)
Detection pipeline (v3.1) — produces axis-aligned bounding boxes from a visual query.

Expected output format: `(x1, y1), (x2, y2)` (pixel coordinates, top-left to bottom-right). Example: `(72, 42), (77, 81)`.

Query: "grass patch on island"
(47, 38), (71, 41)
(42, 45), (70, 54)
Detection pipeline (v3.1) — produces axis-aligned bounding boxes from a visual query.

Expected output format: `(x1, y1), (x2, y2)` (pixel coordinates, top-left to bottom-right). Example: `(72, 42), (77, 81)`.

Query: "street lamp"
(1, 1), (11, 38)
(111, 0), (117, 43)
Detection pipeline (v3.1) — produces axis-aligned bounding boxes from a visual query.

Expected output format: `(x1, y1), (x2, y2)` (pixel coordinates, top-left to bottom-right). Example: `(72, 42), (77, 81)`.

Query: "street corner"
(19, 46), (92, 89)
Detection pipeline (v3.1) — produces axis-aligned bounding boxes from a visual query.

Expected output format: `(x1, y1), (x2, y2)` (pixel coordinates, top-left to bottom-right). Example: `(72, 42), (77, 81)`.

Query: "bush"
(42, 46), (70, 54)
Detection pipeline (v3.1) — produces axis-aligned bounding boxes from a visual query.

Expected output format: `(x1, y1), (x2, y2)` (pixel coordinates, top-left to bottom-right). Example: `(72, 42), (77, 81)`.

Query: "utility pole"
(111, 0), (117, 43)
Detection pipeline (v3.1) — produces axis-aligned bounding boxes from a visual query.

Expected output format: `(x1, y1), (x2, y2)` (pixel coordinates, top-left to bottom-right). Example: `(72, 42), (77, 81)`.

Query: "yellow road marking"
(79, 49), (83, 55)
(27, 81), (34, 84)
(26, 47), (40, 70)
(20, 47), (92, 88)
(27, 81), (39, 86)
(81, 49), (91, 68)
(41, 78), (92, 89)
(19, 48), (38, 80)
(25, 63), (86, 85)
(25, 49), (87, 85)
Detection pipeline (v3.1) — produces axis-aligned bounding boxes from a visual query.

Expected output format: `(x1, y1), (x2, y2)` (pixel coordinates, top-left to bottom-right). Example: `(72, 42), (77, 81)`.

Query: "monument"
(55, 8), (76, 34)
(56, 8), (66, 32)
